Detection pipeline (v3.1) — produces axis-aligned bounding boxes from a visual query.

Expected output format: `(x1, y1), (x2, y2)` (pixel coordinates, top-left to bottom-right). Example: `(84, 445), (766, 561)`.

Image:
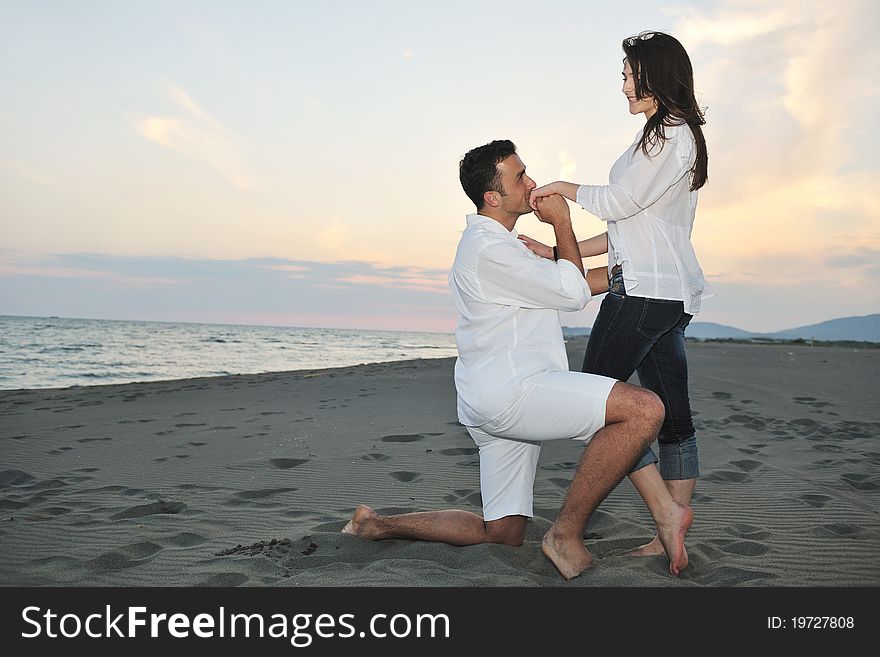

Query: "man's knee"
(637, 388), (665, 427)
(607, 382), (664, 427)
(485, 516), (527, 547)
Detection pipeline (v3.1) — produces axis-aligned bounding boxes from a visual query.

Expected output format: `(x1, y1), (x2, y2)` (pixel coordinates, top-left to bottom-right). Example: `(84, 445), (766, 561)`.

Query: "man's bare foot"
(342, 505), (381, 539)
(655, 503), (693, 576)
(542, 527), (596, 580)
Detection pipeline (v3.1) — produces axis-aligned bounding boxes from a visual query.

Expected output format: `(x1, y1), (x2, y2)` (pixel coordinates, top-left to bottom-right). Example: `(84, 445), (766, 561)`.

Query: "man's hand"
(529, 182), (559, 211)
(534, 194), (571, 227)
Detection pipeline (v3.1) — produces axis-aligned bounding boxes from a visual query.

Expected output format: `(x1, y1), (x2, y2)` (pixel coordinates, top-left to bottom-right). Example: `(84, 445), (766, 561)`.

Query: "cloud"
(658, 0), (880, 306)
(315, 221), (391, 264)
(0, 160), (59, 187)
(557, 150), (577, 180)
(136, 84), (256, 190)
(0, 251), (455, 331)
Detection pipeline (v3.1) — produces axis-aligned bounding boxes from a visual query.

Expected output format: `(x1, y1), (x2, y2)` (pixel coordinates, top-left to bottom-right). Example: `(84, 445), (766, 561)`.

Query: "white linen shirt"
(575, 122), (713, 315)
(449, 213), (591, 427)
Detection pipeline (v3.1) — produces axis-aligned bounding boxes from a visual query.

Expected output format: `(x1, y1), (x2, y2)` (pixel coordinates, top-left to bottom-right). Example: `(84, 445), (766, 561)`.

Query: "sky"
(1, 0), (878, 333)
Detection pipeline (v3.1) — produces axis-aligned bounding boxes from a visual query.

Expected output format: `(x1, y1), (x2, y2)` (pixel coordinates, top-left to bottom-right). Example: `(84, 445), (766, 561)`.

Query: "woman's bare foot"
(342, 505), (382, 539)
(542, 526), (596, 580)
(654, 503), (692, 576)
(625, 535), (664, 557)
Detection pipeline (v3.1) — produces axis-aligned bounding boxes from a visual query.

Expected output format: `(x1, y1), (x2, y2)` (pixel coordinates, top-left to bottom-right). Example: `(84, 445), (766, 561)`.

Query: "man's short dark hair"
(459, 140), (517, 210)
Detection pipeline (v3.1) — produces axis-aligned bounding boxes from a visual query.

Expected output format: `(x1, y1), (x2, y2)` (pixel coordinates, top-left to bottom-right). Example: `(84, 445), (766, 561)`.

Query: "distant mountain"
(765, 314), (880, 342)
(563, 313), (880, 343)
(685, 322), (754, 339)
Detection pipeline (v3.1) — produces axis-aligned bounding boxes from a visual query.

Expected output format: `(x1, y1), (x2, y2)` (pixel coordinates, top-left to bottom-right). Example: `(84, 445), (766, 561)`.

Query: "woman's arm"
(578, 127), (692, 221)
(578, 232), (608, 257)
(518, 231), (608, 259)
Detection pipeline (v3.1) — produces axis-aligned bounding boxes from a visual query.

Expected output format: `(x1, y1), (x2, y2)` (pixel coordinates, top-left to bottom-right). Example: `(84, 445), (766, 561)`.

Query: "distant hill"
(764, 314), (880, 342)
(563, 313), (880, 343)
(685, 322), (754, 339)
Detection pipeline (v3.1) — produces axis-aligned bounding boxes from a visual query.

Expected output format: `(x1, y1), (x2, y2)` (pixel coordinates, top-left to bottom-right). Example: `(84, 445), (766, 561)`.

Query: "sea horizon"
(0, 314), (459, 391)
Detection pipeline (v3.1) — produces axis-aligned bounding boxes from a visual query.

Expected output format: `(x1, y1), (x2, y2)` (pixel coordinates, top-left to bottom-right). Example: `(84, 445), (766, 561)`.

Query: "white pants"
(467, 370), (617, 521)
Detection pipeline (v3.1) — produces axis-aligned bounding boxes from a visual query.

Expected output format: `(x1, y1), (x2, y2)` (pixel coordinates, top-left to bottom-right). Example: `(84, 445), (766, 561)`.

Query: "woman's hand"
(518, 234), (553, 259)
(528, 182), (559, 211)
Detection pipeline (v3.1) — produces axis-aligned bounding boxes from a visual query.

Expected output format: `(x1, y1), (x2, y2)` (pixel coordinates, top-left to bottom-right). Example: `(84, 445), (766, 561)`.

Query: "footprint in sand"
(0, 470), (37, 487)
(793, 397), (834, 409)
(443, 489), (482, 507)
(439, 447), (478, 456)
(233, 487), (298, 500)
(381, 434), (425, 443)
(702, 470), (752, 483)
(198, 573), (250, 587)
(161, 533), (208, 548)
(730, 459), (763, 472)
(798, 493), (832, 508)
(839, 473), (879, 491)
(269, 458), (309, 469)
(708, 538), (771, 556)
(811, 523), (871, 539)
(727, 415), (767, 430)
(86, 542), (163, 571)
(724, 523), (771, 541)
(388, 471), (422, 483)
(111, 501), (187, 520)
(361, 453), (392, 462)
(711, 391), (733, 400)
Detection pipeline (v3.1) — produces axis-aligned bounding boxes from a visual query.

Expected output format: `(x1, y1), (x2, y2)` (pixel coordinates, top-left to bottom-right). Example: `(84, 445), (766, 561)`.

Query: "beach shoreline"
(1, 340), (878, 586)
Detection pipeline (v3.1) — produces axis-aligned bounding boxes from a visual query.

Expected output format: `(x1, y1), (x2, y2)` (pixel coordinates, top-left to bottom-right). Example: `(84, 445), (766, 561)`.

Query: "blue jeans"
(582, 270), (699, 479)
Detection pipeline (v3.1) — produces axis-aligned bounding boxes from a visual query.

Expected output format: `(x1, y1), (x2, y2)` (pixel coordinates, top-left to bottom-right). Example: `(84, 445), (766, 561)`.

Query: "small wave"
(62, 372), (113, 379)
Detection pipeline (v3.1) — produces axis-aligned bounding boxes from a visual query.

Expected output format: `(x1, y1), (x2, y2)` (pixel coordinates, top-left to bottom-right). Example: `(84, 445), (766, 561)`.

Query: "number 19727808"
(768, 616), (854, 629)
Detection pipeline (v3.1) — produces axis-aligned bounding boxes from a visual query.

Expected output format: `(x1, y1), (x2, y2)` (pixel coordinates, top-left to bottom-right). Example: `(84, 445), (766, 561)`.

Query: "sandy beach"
(1, 340), (878, 587)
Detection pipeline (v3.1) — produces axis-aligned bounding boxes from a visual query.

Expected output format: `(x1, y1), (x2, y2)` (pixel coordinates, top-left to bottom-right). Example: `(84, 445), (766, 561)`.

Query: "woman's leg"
(583, 292), (693, 569)
(628, 312), (698, 556)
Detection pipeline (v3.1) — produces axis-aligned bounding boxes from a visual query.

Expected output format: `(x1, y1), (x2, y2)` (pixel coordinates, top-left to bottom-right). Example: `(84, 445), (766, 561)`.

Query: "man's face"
(494, 154), (536, 216)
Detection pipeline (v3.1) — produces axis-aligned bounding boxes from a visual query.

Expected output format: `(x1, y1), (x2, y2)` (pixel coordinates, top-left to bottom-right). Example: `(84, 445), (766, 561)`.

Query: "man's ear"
(483, 191), (500, 208)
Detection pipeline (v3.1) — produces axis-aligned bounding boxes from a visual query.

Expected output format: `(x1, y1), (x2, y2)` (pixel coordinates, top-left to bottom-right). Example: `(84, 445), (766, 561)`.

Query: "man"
(344, 140), (691, 579)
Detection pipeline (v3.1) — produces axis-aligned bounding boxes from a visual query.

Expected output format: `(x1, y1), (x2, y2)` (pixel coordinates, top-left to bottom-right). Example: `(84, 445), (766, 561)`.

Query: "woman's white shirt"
(575, 122), (713, 315)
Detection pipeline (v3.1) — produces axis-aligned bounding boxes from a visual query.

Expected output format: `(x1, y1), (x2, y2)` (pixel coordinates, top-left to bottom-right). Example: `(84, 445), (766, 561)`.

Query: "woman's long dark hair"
(623, 31), (707, 191)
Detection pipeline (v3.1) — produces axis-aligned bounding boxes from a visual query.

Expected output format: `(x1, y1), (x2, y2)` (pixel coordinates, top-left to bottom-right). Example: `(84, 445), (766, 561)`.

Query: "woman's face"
(622, 60), (657, 119)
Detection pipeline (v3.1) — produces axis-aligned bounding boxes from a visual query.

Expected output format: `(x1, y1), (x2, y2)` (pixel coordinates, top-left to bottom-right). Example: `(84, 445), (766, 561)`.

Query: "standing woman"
(524, 30), (712, 560)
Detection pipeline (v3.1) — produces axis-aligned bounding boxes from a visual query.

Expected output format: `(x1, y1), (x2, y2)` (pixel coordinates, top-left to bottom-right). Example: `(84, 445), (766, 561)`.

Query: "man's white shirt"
(449, 213), (591, 427)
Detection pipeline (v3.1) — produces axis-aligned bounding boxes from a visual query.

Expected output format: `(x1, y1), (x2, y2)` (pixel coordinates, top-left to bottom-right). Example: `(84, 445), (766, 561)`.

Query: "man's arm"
(534, 195), (583, 276)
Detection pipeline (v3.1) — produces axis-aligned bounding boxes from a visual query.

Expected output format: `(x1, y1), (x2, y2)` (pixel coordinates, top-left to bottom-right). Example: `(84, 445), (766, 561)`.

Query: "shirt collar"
(466, 213), (518, 238)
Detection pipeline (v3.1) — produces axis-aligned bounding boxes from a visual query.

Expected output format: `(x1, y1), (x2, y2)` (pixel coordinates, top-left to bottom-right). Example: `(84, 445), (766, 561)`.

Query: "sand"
(1, 340), (878, 587)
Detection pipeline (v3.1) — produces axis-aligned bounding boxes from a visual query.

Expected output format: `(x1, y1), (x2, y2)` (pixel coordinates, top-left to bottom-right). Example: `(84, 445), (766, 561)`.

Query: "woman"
(523, 30), (712, 563)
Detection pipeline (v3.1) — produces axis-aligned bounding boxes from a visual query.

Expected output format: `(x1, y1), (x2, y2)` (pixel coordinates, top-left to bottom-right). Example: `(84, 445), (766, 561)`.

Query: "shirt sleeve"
(474, 239), (590, 311)
(576, 126), (693, 221)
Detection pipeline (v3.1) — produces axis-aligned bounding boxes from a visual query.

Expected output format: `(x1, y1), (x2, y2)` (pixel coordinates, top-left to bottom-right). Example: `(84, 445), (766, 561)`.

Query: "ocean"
(0, 315), (459, 390)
